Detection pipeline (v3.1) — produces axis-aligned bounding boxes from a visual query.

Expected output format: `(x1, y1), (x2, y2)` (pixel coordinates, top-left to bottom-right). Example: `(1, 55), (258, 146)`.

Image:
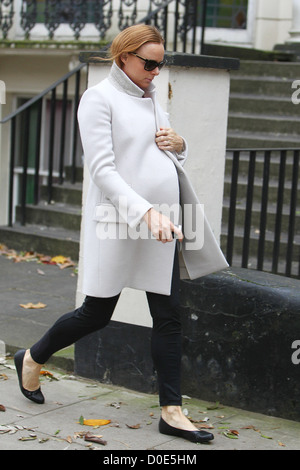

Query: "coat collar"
(108, 61), (155, 98)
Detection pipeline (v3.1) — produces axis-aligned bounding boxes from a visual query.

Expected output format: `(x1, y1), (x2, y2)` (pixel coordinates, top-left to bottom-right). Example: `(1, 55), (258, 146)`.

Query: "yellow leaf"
(40, 370), (53, 378)
(20, 302), (47, 309)
(59, 261), (75, 269)
(82, 419), (111, 427)
(51, 255), (69, 264)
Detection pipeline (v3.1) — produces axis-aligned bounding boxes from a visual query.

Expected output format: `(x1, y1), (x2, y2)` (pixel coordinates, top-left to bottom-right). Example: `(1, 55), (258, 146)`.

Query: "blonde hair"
(108, 24), (164, 68)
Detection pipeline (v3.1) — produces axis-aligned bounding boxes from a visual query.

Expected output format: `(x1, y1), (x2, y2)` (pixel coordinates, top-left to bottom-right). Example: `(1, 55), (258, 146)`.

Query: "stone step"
(227, 60), (300, 148)
(228, 112), (300, 136)
(64, 166), (83, 183)
(0, 223), (80, 260)
(15, 202), (82, 231)
(224, 150), (297, 180)
(229, 75), (295, 97)
(227, 130), (300, 149)
(41, 182), (83, 206)
(220, 226), (300, 272)
(229, 93), (299, 117)
(223, 176), (299, 206)
(233, 60), (300, 79)
(0, 166), (84, 260)
(222, 198), (300, 235)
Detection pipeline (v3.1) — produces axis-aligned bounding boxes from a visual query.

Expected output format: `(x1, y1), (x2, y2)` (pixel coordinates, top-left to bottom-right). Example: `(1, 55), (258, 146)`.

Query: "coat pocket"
(93, 203), (127, 224)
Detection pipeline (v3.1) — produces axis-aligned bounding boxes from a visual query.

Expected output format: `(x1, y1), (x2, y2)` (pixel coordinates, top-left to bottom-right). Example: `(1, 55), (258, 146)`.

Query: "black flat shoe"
(159, 417), (214, 444)
(14, 349), (45, 404)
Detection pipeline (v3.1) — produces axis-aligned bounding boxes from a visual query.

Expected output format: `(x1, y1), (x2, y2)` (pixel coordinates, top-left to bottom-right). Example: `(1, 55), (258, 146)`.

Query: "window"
(200, 0), (248, 29)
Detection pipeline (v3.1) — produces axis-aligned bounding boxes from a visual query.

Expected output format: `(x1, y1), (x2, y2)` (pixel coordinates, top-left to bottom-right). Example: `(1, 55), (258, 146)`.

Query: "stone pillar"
(74, 51), (239, 391)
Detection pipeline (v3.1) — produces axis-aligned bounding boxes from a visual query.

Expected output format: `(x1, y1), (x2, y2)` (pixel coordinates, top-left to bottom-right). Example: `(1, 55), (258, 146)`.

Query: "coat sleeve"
(77, 86), (153, 228)
(174, 137), (188, 166)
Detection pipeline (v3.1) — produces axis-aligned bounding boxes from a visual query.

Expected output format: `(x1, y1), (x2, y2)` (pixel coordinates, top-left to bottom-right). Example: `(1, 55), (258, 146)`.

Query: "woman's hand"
(155, 127), (184, 153)
(143, 208), (183, 243)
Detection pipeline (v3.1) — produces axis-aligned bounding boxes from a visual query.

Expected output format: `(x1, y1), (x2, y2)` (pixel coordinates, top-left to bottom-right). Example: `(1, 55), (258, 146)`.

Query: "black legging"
(30, 247), (182, 406)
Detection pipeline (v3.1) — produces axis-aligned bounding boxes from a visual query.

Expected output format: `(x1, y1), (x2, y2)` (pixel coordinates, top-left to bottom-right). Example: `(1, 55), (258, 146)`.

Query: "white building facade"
(0, 0), (298, 52)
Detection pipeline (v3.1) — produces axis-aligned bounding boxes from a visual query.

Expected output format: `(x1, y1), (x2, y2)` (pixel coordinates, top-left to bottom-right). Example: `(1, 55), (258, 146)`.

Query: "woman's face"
(120, 42), (165, 91)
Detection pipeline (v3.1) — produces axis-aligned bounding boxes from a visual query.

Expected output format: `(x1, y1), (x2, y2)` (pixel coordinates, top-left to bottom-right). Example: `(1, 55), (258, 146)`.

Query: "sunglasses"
(130, 52), (165, 71)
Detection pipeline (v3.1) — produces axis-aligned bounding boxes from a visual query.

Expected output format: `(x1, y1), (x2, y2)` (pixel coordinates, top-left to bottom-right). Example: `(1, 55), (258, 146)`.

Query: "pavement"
(0, 249), (300, 453)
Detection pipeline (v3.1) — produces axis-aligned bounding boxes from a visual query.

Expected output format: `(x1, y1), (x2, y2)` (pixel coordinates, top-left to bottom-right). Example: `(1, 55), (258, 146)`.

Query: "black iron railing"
(0, 0), (248, 53)
(0, 62), (86, 227)
(223, 148), (300, 279)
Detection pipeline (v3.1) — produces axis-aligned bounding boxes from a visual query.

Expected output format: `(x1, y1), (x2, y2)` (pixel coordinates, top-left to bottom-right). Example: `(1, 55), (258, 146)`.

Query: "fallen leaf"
(20, 302), (47, 309)
(196, 423), (214, 429)
(222, 430), (239, 439)
(0, 404), (6, 412)
(0, 373), (8, 380)
(39, 438), (49, 444)
(126, 423), (141, 429)
(108, 401), (122, 409)
(40, 255), (55, 264)
(79, 415), (84, 425)
(191, 417), (209, 423)
(51, 255), (75, 269)
(0, 425), (36, 435)
(0, 245), (76, 273)
(66, 435), (73, 444)
(18, 435), (37, 441)
(0, 425), (13, 434)
(261, 434), (272, 439)
(74, 431), (86, 439)
(81, 418), (111, 427)
(40, 370), (54, 378)
(84, 432), (107, 446)
(39, 370), (58, 380)
(278, 441), (286, 447)
(51, 255), (69, 264)
(241, 425), (260, 432)
(59, 261), (75, 270)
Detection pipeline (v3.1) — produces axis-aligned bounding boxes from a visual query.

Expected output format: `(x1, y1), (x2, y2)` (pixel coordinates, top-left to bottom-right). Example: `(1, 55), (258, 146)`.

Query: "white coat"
(77, 62), (228, 297)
